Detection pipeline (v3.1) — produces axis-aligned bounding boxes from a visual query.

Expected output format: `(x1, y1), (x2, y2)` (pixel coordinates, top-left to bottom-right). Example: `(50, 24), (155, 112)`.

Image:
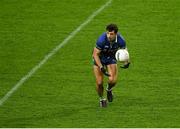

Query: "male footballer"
(92, 23), (130, 107)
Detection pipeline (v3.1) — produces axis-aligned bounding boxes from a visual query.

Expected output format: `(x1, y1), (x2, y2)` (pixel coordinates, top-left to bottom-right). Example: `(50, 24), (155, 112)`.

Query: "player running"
(92, 23), (130, 107)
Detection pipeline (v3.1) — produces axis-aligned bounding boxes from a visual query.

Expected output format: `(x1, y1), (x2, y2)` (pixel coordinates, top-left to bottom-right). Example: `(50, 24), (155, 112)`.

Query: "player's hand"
(100, 66), (110, 76)
(120, 62), (130, 69)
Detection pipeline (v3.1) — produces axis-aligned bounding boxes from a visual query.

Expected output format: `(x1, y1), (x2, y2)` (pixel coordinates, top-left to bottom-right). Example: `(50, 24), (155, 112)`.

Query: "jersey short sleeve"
(96, 34), (105, 50)
(96, 40), (104, 50)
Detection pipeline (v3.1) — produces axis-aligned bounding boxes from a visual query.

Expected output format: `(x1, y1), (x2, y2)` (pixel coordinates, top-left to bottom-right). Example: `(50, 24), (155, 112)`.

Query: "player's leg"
(107, 64), (118, 89)
(106, 64), (118, 102)
(93, 65), (104, 97)
(93, 65), (107, 107)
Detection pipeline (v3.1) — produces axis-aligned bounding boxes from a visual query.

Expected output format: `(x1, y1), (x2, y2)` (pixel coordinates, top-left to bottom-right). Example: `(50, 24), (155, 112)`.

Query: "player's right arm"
(93, 47), (103, 68)
(93, 35), (110, 76)
(93, 47), (110, 77)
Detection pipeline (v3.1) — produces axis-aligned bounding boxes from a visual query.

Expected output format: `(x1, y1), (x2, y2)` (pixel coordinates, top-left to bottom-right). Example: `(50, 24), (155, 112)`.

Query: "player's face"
(107, 31), (117, 42)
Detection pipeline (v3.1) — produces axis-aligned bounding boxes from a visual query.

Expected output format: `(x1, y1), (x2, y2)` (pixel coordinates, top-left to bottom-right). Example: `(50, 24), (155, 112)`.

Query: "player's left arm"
(120, 48), (130, 69)
(119, 34), (131, 69)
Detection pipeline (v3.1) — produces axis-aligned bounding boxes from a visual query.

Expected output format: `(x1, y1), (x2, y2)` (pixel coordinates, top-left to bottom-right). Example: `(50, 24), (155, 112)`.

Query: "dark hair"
(106, 23), (118, 33)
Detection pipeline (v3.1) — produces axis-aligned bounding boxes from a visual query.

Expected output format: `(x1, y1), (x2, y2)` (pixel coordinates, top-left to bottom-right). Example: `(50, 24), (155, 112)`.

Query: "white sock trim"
(100, 98), (106, 101)
(106, 87), (112, 91)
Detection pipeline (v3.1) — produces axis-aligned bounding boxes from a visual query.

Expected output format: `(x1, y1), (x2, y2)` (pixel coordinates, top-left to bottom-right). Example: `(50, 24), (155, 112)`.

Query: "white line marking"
(0, 0), (112, 106)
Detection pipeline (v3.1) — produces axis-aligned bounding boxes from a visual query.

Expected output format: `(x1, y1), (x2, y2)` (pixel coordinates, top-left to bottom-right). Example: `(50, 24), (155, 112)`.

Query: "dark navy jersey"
(96, 32), (126, 60)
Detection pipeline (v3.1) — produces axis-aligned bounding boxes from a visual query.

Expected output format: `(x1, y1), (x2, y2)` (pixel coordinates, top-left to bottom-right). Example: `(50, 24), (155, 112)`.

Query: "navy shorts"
(93, 57), (117, 66)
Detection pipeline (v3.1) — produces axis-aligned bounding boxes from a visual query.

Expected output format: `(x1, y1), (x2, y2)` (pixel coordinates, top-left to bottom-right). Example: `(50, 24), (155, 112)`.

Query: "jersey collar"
(115, 35), (117, 43)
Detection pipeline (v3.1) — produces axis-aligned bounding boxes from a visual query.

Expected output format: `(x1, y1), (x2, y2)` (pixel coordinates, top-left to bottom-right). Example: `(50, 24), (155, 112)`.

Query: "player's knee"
(108, 77), (117, 85)
(96, 80), (103, 87)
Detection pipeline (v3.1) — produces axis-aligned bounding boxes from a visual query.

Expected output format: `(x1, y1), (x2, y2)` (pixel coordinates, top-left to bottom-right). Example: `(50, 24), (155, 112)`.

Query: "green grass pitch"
(0, 0), (180, 127)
